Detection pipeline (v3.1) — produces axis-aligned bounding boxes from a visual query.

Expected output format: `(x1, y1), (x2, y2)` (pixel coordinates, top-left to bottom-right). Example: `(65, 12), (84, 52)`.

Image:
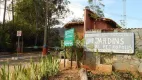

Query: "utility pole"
(122, 0), (126, 28)
(42, 0), (48, 55)
(94, 0), (96, 13)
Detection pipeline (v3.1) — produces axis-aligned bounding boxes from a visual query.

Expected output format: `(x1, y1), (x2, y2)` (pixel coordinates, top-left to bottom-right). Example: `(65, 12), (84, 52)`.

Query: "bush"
(0, 55), (60, 80)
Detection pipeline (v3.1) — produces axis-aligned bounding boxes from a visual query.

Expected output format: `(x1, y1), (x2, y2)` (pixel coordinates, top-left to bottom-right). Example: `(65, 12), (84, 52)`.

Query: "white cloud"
(68, 3), (84, 18)
(61, 2), (85, 24)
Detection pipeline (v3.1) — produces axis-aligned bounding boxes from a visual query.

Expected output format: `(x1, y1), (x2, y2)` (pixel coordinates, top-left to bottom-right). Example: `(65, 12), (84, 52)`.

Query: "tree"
(3, 0), (7, 29)
(88, 0), (105, 17)
(43, 0), (70, 50)
(0, 0), (70, 52)
(14, 0), (70, 30)
(14, 0), (70, 49)
(70, 18), (83, 22)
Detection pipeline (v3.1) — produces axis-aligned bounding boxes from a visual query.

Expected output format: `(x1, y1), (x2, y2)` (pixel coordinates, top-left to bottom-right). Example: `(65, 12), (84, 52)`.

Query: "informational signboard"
(17, 31), (22, 36)
(84, 32), (134, 54)
(64, 28), (74, 46)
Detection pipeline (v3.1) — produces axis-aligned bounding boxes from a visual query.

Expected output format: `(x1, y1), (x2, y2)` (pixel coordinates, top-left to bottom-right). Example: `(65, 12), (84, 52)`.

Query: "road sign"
(17, 31), (22, 36)
(64, 28), (74, 46)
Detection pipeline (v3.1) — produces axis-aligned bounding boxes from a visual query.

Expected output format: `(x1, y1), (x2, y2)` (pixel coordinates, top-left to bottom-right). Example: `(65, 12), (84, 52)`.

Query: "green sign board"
(64, 28), (74, 46)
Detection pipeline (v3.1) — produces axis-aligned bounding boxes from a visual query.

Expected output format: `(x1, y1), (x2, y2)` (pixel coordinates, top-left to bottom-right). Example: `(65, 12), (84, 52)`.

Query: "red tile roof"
(64, 18), (121, 28)
(64, 22), (84, 28)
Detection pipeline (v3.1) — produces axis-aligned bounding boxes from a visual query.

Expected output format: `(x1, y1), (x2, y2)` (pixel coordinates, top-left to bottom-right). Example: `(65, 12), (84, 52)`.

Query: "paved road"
(0, 52), (42, 66)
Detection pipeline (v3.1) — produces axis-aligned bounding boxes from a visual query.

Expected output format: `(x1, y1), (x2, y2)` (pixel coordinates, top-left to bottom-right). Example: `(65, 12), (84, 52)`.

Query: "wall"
(84, 9), (94, 31)
(75, 25), (84, 40)
(66, 25), (84, 40)
(84, 9), (118, 31)
(94, 21), (110, 29)
(83, 28), (142, 74)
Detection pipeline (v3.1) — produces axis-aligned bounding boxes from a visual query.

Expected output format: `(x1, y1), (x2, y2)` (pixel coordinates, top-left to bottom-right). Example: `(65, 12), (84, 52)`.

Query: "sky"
(0, 0), (12, 22)
(65, 0), (142, 28)
(0, 0), (142, 28)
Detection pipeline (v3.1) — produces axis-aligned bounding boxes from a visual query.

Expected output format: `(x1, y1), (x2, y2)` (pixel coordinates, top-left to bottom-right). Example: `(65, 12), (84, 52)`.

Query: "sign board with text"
(64, 28), (74, 46)
(17, 31), (22, 36)
(84, 32), (134, 54)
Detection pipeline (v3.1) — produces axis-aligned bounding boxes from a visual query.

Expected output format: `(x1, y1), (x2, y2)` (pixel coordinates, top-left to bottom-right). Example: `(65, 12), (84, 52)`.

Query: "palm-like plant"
(0, 54), (60, 80)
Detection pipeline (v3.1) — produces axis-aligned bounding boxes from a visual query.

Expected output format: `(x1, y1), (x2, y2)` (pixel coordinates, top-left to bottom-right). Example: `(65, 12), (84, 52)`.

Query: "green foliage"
(14, 0), (70, 30)
(14, 0), (44, 28)
(64, 32), (84, 61)
(135, 45), (142, 59)
(89, 13), (100, 20)
(74, 33), (84, 48)
(87, 0), (104, 17)
(0, 0), (70, 52)
(0, 23), (13, 51)
(48, 28), (61, 47)
(135, 52), (142, 59)
(0, 55), (60, 80)
(100, 53), (113, 65)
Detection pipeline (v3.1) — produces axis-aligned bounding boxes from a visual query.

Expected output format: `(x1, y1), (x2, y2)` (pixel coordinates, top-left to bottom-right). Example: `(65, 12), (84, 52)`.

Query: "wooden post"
(64, 47), (66, 68)
(75, 48), (78, 68)
(82, 50), (85, 65)
(71, 47), (73, 69)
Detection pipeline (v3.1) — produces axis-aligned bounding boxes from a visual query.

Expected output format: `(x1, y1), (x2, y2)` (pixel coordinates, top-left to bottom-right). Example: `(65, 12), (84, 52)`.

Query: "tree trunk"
(3, 0), (7, 29)
(12, 0), (14, 25)
(42, 0), (48, 55)
(33, 0), (38, 46)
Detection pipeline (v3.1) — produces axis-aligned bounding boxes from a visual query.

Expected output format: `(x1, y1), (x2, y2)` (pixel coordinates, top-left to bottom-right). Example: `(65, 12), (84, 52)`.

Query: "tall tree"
(88, 0), (104, 17)
(43, 0), (70, 54)
(14, 0), (70, 32)
(3, 0), (7, 29)
(13, 0), (70, 52)
(12, 0), (14, 25)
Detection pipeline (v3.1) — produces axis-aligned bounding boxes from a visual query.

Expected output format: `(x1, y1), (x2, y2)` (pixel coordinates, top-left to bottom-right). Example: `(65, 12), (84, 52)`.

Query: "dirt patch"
(52, 68), (80, 80)
(50, 59), (80, 80)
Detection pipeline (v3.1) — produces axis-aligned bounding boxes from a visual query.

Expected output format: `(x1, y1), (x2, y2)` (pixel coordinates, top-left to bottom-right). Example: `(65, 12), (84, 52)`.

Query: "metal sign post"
(17, 36), (20, 55)
(17, 31), (22, 58)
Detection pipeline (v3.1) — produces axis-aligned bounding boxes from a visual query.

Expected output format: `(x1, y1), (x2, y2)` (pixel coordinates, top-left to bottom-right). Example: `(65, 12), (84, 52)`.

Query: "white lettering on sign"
(85, 32), (134, 54)
(94, 38), (124, 45)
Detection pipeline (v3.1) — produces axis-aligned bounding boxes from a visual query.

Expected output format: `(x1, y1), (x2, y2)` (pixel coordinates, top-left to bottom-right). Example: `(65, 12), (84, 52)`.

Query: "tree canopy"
(14, 0), (70, 29)
(0, 0), (70, 52)
(88, 0), (104, 17)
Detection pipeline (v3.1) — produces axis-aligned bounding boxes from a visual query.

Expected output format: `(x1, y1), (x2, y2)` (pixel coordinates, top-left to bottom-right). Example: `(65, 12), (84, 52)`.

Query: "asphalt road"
(0, 52), (42, 66)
